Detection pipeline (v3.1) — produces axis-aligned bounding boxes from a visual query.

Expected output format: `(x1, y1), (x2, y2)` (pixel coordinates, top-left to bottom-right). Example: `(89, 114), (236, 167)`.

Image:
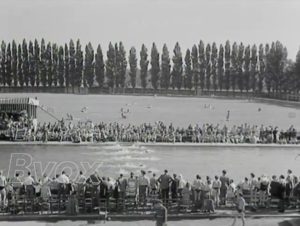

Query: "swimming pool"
(1, 143), (299, 182)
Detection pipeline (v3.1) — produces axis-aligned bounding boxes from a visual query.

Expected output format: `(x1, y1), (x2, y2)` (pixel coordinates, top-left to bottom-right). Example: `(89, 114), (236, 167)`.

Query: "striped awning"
(0, 97), (39, 106)
(0, 97), (39, 119)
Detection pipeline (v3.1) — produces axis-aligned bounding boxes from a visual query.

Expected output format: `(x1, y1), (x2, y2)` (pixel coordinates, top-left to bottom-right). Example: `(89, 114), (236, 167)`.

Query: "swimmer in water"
(81, 106), (88, 113)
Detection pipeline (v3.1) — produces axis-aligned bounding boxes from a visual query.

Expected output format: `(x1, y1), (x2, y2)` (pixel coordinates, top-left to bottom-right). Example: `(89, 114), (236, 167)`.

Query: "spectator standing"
(171, 174), (179, 202)
(76, 171), (87, 196)
(138, 170), (149, 206)
(127, 172), (138, 201)
(212, 176), (221, 207)
(0, 171), (6, 208)
(231, 193), (246, 226)
(117, 174), (127, 201)
(192, 175), (202, 202)
(220, 170), (230, 205)
(150, 173), (158, 195)
(177, 174), (186, 197)
(57, 171), (70, 200)
(158, 170), (173, 206)
(10, 173), (23, 199)
(24, 171), (35, 199)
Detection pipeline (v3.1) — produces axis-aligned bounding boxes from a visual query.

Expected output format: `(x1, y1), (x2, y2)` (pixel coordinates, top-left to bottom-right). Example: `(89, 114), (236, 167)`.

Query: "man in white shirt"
(57, 171), (70, 184)
(212, 176), (221, 207)
(24, 171), (35, 185)
(24, 171), (35, 199)
(57, 171), (70, 200)
(138, 170), (149, 205)
(0, 171), (7, 207)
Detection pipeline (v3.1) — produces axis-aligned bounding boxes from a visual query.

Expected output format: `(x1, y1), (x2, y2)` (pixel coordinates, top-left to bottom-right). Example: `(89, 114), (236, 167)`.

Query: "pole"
(38, 105), (61, 121)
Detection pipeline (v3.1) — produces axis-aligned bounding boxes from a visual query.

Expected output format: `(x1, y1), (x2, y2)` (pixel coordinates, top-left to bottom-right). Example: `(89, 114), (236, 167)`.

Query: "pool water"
(1, 143), (299, 183)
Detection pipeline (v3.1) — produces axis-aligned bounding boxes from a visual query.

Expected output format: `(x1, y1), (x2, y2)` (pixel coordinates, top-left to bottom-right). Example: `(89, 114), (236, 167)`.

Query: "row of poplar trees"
(0, 39), (299, 94)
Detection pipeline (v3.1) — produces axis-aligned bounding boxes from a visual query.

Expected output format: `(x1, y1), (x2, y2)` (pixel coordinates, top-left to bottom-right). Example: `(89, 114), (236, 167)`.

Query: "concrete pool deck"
(0, 209), (299, 222)
(0, 141), (299, 148)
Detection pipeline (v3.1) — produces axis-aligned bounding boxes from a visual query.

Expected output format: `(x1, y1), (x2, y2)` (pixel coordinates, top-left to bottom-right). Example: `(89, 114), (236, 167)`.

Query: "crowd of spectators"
(8, 121), (300, 144)
(0, 169), (299, 214)
(0, 111), (299, 144)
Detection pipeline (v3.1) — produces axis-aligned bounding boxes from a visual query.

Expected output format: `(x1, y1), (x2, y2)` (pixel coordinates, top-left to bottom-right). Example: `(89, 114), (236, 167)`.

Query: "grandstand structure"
(0, 97), (39, 140)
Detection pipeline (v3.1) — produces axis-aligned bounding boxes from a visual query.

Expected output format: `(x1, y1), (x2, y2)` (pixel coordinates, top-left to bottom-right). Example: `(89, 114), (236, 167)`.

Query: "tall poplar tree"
(294, 49), (300, 93)
(17, 44), (23, 87)
(211, 42), (218, 91)
(75, 39), (83, 87)
(258, 44), (265, 93)
(6, 43), (12, 86)
(230, 42), (238, 91)
(205, 43), (211, 91)
(22, 39), (29, 87)
(84, 42), (95, 87)
(52, 44), (58, 87)
(237, 43), (244, 92)
(46, 42), (52, 87)
(161, 44), (171, 89)
(265, 44), (272, 93)
(1, 41), (6, 86)
(191, 45), (199, 93)
(224, 41), (231, 91)
(129, 46), (137, 88)
(106, 42), (116, 88)
(58, 46), (65, 87)
(150, 43), (160, 90)
(64, 44), (70, 87)
(28, 41), (35, 87)
(172, 42), (183, 90)
(69, 40), (76, 88)
(184, 48), (193, 90)
(34, 39), (40, 87)
(12, 40), (18, 87)
(266, 41), (287, 93)
(140, 44), (149, 89)
(198, 40), (206, 90)
(95, 44), (105, 88)
(218, 44), (224, 91)
(114, 43), (119, 87)
(250, 44), (258, 92)
(117, 42), (127, 88)
(40, 39), (47, 87)
(244, 45), (251, 92)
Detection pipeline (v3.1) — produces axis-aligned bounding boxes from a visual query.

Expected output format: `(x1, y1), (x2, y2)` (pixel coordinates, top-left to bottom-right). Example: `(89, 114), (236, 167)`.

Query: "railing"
(1, 189), (299, 216)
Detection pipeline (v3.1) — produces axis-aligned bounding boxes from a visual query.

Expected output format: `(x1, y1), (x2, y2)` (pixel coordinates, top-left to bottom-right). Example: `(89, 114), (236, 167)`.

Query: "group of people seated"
(1, 113), (298, 144)
(0, 168), (299, 214)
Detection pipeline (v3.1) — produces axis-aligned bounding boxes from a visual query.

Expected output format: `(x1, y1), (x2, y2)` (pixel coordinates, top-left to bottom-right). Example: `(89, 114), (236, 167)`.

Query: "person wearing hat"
(138, 170), (149, 206)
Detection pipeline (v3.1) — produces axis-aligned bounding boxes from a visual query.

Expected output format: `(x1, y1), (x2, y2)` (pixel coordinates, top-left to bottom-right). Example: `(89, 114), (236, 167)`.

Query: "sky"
(1, 0), (300, 59)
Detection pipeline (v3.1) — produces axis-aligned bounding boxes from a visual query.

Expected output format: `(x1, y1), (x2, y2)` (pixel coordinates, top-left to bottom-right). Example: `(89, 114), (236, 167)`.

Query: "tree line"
(0, 39), (299, 94)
